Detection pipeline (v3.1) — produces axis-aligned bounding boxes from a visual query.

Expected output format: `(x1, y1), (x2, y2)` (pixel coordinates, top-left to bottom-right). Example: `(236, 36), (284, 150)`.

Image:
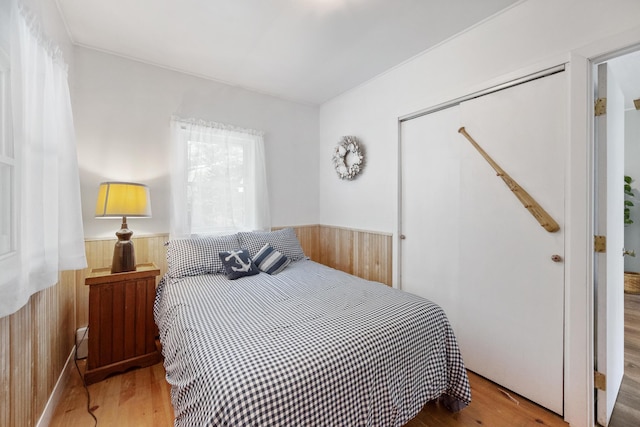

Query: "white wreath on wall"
(333, 136), (364, 180)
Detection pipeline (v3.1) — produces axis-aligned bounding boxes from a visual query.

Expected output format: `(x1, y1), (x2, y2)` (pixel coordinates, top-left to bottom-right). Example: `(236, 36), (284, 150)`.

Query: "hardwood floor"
(407, 370), (567, 427)
(51, 360), (567, 426)
(50, 361), (173, 427)
(609, 292), (640, 427)
(48, 295), (640, 426)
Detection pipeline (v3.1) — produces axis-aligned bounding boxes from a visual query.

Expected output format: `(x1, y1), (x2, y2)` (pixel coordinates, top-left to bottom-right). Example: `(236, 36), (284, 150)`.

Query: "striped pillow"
(253, 244), (290, 275)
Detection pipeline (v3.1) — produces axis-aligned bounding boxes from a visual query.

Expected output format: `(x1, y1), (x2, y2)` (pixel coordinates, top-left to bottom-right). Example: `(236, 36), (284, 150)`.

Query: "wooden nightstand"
(84, 263), (162, 385)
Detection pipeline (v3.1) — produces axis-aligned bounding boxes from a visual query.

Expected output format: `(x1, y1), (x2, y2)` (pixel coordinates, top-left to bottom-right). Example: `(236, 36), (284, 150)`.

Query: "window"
(188, 134), (249, 233)
(0, 48), (13, 258)
(0, 4), (86, 318)
(170, 117), (270, 238)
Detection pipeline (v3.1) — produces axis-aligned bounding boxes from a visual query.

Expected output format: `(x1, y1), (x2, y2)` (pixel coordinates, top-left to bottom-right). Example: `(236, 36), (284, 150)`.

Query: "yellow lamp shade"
(95, 182), (152, 218)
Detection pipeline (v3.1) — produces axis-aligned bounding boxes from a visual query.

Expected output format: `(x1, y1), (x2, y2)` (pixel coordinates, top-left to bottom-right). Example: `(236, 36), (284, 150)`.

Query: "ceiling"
(56, 0), (519, 105)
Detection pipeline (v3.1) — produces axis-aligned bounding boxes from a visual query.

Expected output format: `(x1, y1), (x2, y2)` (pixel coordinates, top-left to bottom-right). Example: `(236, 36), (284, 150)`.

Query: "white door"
(400, 105), (462, 329)
(400, 71), (566, 414)
(594, 62), (625, 427)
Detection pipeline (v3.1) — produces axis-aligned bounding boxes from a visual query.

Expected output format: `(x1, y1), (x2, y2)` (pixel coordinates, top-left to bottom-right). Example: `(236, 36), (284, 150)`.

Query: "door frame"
(397, 63), (571, 416)
(543, 35), (640, 426)
(398, 71), (567, 413)
(397, 64), (565, 290)
(590, 46), (640, 426)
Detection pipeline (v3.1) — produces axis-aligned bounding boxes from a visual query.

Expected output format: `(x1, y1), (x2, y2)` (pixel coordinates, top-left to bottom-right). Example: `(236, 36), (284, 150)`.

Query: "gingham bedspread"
(154, 260), (471, 427)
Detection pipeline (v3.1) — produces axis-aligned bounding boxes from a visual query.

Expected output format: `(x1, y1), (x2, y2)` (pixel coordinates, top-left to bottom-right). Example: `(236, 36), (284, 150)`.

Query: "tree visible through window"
(170, 117), (270, 238)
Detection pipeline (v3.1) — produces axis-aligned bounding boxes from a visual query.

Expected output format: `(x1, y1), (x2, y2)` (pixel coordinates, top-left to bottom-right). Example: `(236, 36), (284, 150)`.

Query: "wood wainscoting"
(273, 225), (392, 286)
(319, 225), (392, 286)
(78, 225), (392, 326)
(0, 271), (77, 427)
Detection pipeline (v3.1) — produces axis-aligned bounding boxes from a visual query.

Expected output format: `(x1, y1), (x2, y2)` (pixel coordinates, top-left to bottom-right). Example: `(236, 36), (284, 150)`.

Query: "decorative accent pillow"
(218, 249), (260, 280)
(237, 228), (306, 262)
(253, 244), (290, 275)
(166, 234), (241, 278)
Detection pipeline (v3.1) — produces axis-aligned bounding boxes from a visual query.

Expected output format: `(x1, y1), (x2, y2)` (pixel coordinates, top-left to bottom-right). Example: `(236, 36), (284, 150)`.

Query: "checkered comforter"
(154, 260), (471, 427)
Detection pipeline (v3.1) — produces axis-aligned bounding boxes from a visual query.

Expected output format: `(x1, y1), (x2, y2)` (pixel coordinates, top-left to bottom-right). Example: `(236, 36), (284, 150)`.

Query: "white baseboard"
(36, 347), (75, 427)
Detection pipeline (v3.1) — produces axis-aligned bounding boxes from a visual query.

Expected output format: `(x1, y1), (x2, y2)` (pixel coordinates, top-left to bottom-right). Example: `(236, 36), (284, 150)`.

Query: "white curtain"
(170, 116), (270, 238)
(0, 3), (87, 318)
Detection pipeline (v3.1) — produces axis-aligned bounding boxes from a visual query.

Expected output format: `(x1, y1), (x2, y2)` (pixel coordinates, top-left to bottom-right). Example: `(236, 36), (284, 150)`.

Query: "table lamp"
(95, 182), (152, 273)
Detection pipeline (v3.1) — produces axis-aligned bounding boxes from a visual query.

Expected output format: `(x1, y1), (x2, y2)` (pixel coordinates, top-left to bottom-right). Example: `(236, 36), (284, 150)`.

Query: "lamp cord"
(75, 327), (98, 427)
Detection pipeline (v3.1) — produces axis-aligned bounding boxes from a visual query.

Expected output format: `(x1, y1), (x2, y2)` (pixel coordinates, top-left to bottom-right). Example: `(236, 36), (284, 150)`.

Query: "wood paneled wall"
(273, 225), (392, 285)
(0, 271), (76, 427)
(78, 226), (392, 326)
(318, 225), (393, 286)
(0, 225), (391, 427)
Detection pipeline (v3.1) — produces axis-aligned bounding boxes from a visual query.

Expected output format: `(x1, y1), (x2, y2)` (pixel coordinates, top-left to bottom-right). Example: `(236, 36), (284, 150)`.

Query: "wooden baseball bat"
(458, 127), (559, 233)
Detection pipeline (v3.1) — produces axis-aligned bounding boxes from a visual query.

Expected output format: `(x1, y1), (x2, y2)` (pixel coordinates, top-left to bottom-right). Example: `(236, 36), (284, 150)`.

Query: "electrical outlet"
(76, 327), (88, 359)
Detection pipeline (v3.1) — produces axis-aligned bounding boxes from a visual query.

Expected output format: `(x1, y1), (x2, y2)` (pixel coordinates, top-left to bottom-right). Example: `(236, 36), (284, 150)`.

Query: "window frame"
(0, 47), (15, 260)
(171, 118), (270, 238)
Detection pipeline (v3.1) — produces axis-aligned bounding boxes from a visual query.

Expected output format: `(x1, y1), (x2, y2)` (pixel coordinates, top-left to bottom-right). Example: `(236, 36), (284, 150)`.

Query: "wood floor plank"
(407, 371), (567, 427)
(91, 370), (124, 425)
(610, 292), (640, 427)
(52, 360), (567, 426)
(150, 363), (174, 425)
(49, 362), (97, 427)
(48, 293), (640, 427)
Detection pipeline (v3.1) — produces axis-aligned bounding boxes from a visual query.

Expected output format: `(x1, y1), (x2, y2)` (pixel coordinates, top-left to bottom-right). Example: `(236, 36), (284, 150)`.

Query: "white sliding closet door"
(400, 106), (462, 329)
(400, 71), (566, 415)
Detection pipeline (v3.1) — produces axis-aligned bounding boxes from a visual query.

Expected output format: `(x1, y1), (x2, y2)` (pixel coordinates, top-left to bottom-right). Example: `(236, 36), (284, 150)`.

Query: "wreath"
(333, 136), (364, 180)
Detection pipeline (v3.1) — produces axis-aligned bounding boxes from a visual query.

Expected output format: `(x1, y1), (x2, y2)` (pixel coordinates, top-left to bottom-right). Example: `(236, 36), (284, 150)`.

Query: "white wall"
(318, 1), (640, 426)
(319, 0), (640, 233)
(625, 109), (640, 271)
(73, 47), (319, 238)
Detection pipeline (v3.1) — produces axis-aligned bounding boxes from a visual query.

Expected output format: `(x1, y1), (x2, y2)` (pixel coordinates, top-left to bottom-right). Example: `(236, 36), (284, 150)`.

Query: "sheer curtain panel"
(170, 117), (270, 238)
(0, 3), (87, 318)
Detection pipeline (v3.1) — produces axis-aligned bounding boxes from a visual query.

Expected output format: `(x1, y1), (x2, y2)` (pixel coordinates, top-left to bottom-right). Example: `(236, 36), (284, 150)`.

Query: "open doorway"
(594, 49), (640, 427)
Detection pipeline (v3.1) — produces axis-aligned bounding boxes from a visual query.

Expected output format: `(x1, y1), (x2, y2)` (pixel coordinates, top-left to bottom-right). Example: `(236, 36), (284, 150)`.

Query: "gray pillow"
(166, 234), (241, 278)
(237, 228), (306, 262)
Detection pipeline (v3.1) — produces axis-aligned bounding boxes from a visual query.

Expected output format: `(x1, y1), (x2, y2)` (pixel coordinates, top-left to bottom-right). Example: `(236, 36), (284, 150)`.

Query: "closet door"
(400, 71), (566, 415)
(400, 105), (462, 330)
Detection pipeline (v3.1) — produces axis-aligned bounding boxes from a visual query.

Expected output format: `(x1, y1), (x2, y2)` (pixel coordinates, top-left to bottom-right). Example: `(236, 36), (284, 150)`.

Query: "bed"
(154, 228), (471, 426)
